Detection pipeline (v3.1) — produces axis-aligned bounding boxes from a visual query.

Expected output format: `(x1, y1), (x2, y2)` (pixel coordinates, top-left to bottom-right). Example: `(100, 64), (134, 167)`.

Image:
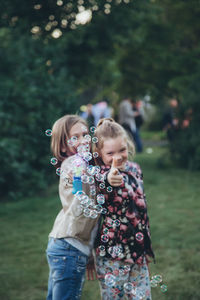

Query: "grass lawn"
(0, 145), (200, 300)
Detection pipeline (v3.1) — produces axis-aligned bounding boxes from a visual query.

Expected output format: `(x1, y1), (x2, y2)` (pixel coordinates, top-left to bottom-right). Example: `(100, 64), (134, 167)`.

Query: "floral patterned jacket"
(95, 161), (155, 264)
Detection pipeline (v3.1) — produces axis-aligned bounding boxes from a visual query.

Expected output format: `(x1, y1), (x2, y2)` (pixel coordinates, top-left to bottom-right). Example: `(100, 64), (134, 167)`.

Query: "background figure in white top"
(119, 98), (142, 152)
(81, 100), (112, 127)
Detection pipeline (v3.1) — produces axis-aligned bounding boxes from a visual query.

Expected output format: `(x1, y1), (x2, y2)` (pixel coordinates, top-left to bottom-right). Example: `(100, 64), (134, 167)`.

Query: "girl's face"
(99, 136), (128, 169)
(67, 122), (89, 155)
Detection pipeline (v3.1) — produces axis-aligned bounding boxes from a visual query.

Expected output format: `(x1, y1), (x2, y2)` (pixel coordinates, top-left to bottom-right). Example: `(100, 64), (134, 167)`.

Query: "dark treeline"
(1, 0), (200, 200)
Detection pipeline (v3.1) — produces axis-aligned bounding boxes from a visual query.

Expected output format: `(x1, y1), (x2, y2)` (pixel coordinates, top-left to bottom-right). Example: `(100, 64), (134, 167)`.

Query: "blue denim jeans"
(46, 238), (88, 300)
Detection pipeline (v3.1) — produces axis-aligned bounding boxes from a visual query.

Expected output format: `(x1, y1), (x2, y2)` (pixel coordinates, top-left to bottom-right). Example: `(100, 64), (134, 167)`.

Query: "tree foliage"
(1, 0), (200, 200)
(0, 28), (79, 200)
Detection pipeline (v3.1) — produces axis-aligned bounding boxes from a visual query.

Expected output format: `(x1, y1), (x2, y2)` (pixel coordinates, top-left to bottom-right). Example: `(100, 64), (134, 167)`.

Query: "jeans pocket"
(47, 254), (67, 281)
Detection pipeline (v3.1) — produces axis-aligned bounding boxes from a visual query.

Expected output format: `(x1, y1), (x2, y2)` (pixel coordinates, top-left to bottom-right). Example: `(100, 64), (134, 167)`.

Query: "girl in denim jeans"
(46, 115), (99, 300)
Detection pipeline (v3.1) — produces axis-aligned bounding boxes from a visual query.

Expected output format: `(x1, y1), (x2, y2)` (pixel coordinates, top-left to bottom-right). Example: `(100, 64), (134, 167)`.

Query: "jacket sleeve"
(59, 160), (74, 211)
(122, 102), (137, 118)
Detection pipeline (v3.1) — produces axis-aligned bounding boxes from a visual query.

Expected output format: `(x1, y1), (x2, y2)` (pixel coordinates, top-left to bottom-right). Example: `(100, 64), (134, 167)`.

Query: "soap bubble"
(87, 165), (96, 176)
(77, 144), (90, 155)
(108, 245), (123, 258)
(135, 232), (144, 242)
(75, 190), (85, 198)
(123, 282), (134, 294)
(99, 183), (105, 189)
(160, 284), (167, 292)
(101, 234), (109, 243)
(73, 155), (85, 167)
(113, 219), (120, 227)
(75, 191), (85, 200)
(67, 137), (77, 146)
(84, 134), (91, 142)
(101, 208), (107, 214)
(97, 194), (105, 205)
(56, 167), (61, 176)
(94, 204), (103, 213)
(100, 250), (106, 256)
(103, 227), (109, 234)
(98, 245), (106, 256)
(45, 129), (52, 136)
(150, 280), (158, 288)
(93, 152), (99, 158)
(50, 157), (58, 165)
(96, 173), (105, 182)
(90, 126), (96, 133)
(107, 186), (113, 192)
(88, 176), (95, 184)
(67, 139), (73, 147)
(81, 174), (88, 183)
(95, 167), (101, 175)
(104, 274), (116, 287)
(152, 274), (162, 283)
(83, 208), (91, 217)
(90, 210), (98, 219)
(79, 195), (90, 207)
(99, 245), (105, 251)
(71, 136), (78, 144)
(82, 152), (93, 162)
(92, 137), (98, 143)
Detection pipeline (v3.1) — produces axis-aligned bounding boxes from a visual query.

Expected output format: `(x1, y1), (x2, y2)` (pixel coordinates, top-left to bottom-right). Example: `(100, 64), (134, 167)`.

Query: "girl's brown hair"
(51, 115), (87, 165)
(93, 118), (135, 164)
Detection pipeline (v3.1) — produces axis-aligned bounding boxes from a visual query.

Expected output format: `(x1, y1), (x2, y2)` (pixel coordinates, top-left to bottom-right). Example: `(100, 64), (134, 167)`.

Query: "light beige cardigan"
(49, 155), (99, 246)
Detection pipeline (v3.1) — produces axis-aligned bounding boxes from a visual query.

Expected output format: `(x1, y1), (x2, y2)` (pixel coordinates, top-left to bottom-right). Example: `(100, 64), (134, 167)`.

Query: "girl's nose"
(113, 155), (122, 162)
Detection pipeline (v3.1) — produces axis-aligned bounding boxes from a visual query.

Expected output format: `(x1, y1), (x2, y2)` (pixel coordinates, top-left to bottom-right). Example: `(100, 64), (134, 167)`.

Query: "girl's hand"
(107, 158), (123, 187)
(65, 171), (73, 185)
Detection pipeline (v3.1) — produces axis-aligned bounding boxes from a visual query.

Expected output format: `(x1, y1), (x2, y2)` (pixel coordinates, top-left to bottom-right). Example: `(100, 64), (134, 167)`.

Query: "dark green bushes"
(0, 29), (78, 200)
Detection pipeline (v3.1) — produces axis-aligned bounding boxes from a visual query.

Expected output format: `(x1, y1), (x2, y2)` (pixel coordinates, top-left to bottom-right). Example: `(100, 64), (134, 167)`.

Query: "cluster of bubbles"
(46, 126), (167, 297)
(104, 269), (166, 298)
(103, 265), (147, 299)
(99, 219), (121, 254)
(150, 274), (167, 293)
(45, 125), (113, 219)
(73, 191), (102, 219)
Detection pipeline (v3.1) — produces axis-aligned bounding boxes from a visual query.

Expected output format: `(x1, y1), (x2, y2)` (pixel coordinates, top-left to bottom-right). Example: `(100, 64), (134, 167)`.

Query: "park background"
(0, 0), (200, 299)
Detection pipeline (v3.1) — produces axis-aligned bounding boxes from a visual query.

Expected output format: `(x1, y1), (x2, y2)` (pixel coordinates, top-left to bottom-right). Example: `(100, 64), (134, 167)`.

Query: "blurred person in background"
(132, 99), (144, 153)
(119, 98), (142, 153)
(93, 99), (112, 126)
(80, 103), (95, 128)
(81, 99), (112, 127)
(162, 98), (179, 141)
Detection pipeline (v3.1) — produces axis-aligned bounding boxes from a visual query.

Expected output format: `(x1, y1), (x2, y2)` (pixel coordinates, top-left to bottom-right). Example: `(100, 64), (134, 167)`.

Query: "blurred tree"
(1, 0), (200, 200)
(0, 28), (79, 200)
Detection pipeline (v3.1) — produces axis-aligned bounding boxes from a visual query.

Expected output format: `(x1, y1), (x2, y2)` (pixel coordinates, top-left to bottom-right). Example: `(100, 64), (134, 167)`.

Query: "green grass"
(0, 145), (200, 300)
(140, 130), (166, 141)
